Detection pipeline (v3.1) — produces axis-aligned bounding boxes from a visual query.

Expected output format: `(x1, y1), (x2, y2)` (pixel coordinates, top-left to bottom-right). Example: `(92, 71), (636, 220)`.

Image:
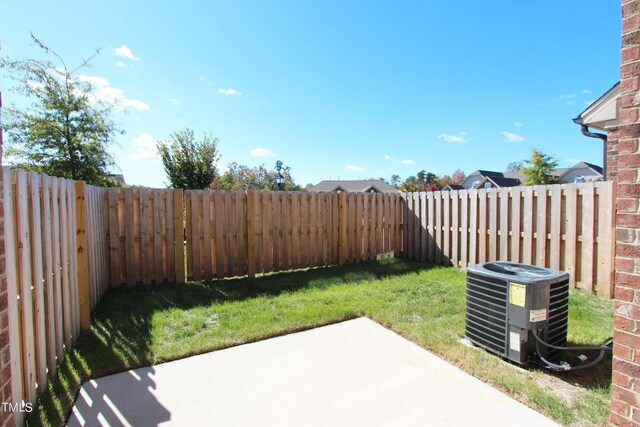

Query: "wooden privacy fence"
(185, 190), (403, 281)
(402, 181), (615, 297)
(0, 167), (619, 422)
(104, 187), (185, 286)
(1, 168), (110, 419)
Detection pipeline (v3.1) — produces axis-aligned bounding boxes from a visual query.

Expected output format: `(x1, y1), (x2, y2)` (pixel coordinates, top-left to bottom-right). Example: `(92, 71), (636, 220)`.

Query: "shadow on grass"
(28, 259), (432, 426)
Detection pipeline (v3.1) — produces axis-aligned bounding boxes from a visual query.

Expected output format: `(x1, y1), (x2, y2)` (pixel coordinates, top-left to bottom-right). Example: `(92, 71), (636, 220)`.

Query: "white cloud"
(384, 154), (395, 161)
(115, 61), (126, 68)
(218, 88), (242, 96)
(78, 74), (150, 112)
(584, 99), (595, 106)
(115, 45), (140, 61)
(582, 89), (592, 94)
(250, 147), (275, 157)
(438, 132), (466, 143)
(401, 159), (416, 165)
(170, 98), (180, 106)
(199, 76), (206, 81)
(346, 165), (366, 173)
(513, 121), (523, 128)
(130, 133), (159, 162)
(554, 94), (576, 106)
(502, 131), (525, 142)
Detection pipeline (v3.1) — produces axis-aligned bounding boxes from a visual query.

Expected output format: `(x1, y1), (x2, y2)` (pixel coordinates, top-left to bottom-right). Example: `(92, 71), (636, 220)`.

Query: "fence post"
(75, 181), (90, 331)
(247, 190), (256, 278)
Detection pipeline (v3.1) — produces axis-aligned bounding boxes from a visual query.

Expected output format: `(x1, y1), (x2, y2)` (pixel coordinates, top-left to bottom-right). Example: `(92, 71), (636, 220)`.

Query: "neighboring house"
(573, 82), (619, 180)
(309, 180), (399, 193)
(458, 170), (521, 189)
(446, 161), (603, 190)
(442, 184), (464, 191)
(475, 175), (522, 189)
(555, 161), (604, 183)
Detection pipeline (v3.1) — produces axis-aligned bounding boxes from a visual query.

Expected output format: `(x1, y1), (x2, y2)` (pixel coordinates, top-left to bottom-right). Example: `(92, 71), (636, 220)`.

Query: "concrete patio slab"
(68, 317), (558, 426)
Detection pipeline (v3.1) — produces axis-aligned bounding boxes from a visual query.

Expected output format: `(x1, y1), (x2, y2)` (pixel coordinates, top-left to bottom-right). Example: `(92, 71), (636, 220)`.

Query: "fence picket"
(580, 183), (595, 292)
(478, 189), (487, 263)
(451, 191), (459, 266)
(499, 190), (509, 261)
(488, 189), (498, 262)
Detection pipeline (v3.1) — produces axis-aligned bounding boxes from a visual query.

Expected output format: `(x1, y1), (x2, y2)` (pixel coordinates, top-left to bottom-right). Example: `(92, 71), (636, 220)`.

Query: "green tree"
(157, 129), (220, 189)
(521, 149), (559, 185)
(0, 34), (122, 186)
(214, 161), (302, 191)
(390, 174), (401, 187)
(401, 175), (419, 192)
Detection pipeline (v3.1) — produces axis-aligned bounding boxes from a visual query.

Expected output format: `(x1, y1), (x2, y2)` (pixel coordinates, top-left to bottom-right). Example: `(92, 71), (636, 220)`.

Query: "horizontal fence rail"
(402, 182), (615, 297)
(185, 190), (403, 281)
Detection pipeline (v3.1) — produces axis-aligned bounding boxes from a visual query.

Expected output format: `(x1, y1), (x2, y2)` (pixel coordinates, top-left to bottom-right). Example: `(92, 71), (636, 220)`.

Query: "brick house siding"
(612, 1), (640, 425)
(0, 94), (14, 427)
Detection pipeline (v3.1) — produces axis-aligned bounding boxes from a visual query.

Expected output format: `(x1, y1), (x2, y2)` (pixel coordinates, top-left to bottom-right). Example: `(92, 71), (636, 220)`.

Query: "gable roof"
(575, 82), (619, 131)
(309, 180), (399, 193)
(557, 161), (604, 181)
(477, 176), (522, 188)
(443, 184), (464, 190)
(473, 170), (504, 178)
(579, 161), (603, 174)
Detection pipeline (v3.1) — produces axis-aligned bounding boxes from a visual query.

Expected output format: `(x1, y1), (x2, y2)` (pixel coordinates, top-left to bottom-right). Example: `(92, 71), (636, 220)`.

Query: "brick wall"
(612, 1), (640, 425)
(0, 95), (13, 427)
(609, 129), (620, 180)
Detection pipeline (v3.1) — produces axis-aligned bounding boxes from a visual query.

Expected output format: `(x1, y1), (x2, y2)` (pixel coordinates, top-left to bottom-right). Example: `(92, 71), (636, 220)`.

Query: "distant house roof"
(580, 161), (603, 175)
(443, 184), (464, 191)
(475, 170), (504, 177)
(550, 168), (568, 178)
(485, 176), (522, 187)
(309, 180), (400, 193)
(556, 161), (604, 182)
(457, 161), (603, 189)
(461, 170), (506, 188)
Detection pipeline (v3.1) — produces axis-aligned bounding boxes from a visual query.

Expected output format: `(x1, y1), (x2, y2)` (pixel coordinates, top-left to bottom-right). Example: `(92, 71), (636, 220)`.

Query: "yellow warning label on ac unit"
(510, 282), (526, 307)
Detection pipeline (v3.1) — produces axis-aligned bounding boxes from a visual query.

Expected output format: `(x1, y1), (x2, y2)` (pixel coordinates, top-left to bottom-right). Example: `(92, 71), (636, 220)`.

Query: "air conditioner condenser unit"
(465, 261), (569, 365)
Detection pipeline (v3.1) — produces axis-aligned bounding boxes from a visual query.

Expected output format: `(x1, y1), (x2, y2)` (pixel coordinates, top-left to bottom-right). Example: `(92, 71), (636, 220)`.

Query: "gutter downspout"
(573, 117), (608, 179)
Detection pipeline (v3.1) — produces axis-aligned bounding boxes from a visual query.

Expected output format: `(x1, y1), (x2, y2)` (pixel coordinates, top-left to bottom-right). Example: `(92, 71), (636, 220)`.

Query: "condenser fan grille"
(465, 271), (508, 356)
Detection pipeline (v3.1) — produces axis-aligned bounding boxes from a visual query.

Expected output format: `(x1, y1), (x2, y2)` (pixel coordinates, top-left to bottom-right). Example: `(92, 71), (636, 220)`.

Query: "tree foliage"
(505, 161), (523, 173)
(521, 149), (559, 185)
(437, 175), (452, 188)
(157, 129), (220, 189)
(0, 34), (122, 186)
(214, 161), (302, 191)
(451, 168), (466, 185)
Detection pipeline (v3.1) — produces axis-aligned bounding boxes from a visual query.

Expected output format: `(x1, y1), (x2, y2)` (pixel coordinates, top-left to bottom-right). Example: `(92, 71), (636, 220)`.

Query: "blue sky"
(0, 1), (621, 187)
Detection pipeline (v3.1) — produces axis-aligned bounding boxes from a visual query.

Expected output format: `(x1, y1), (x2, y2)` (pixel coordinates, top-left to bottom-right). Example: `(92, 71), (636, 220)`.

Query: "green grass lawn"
(28, 259), (614, 426)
